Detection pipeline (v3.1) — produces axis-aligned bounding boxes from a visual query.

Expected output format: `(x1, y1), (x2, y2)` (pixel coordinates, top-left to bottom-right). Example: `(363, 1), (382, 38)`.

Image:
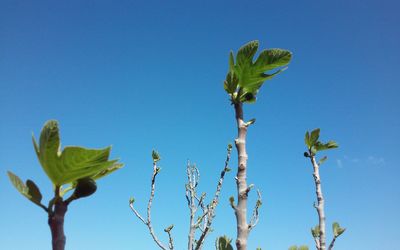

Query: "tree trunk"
(48, 200), (68, 250)
(234, 102), (249, 250)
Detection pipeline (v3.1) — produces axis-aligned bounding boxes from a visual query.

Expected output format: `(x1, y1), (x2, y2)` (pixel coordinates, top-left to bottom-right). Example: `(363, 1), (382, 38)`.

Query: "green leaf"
(244, 118), (256, 126)
(152, 150), (161, 162)
(318, 156), (328, 165)
(298, 246), (309, 250)
(326, 140), (339, 149)
(224, 71), (239, 94)
(33, 120), (122, 185)
(215, 236), (234, 250)
(26, 180), (42, 204)
(226, 40), (292, 103)
(311, 225), (320, 238)
(236, 40), (259, 66)
(254, 49), (292, 73)
(288, 246), (298, 250)
(310, 146), (317, 156)
(310, 128), (320, 146)
(92, 163), (124, 180)
(314, 141), (338, 152)
(305, 131), (311, 148)
(333, 222), (346, 237)
(7, 171), (43, 207)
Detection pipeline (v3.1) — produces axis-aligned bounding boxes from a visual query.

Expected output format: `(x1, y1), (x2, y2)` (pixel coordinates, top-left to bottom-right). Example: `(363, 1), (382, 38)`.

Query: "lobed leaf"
(32, 120), (122, 186)
(224, 40), (292, 103)
(310, 129), (320, 146)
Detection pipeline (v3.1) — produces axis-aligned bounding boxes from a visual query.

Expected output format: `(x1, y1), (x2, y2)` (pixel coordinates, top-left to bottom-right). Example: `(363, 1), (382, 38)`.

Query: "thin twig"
(129, 161), (172, 250)
(248, 189), (262, 231)
(327, 237), (336, 250)
(164, 225), (174, 250)
(194, 145), (232, 250)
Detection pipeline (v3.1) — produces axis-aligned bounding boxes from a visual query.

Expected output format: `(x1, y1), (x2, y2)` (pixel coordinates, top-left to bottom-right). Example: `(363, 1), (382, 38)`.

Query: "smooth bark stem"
(48, 199), (68, 250)
(234, 102), (249, 250)
(311, 156), (326, 250)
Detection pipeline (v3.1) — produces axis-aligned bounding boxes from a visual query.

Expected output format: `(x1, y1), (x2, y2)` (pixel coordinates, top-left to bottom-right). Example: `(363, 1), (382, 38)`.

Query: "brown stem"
(234, 102), (249, 250)
(48, 199), (68, 250)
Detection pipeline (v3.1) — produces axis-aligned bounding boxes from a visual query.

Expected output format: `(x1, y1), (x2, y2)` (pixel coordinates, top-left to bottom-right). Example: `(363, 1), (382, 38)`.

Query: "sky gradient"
(1, 0), (399, 249)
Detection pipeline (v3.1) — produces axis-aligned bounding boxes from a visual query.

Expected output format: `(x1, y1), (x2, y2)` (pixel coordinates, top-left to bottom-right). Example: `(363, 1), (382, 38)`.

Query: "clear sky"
(1, 0), (399, 249)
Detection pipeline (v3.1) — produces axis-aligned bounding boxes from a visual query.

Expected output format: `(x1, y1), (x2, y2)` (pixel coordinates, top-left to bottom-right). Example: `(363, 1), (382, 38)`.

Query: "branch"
(194, 144), (232, 250)
(233, 102), (250, 250)
(248, 189), (262, 231)
(311, 156), (326, 250)
(313, 236), (320, 250)
(164, 225), (174, 250)
(327, 237), (336, 250)
(186, 162), (199, 250)
(129, 160), (172, 250)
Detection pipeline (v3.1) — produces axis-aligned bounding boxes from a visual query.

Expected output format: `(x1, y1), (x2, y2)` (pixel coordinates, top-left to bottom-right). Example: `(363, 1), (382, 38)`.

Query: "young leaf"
(7, 171), (43, 207)
(318, 156), (328, 165)
(310, 128), (320, 146)
(332, 222), (346, 237)
(152, 150), (161, 163)
(298, 246), (309, 250)
(236, 40), (259, 66)
(311, 225), (320, 238)
(226, 40), (292, 103)
(254, 49), (292, 73)
(32, 120), (123, 185)
(315, 141), (338, 152)
(326, 140), (339, 149)
(26, 180), (42, 204)
(224, 71), (239, 95)
(215, 236), (234, 250)
(305, 131), (311, 148)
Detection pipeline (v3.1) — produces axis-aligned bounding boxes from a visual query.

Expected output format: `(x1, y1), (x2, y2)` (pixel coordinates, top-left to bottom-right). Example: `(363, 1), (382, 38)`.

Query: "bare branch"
(313, 236), (321, 250)
(129, 160), (172, 250)
(186, 162), (199, 250)
(327, 236), (336, 250)
(194, 144), (232, 250)
(129, 201), (146, 224)
(164, 225), (174, 250)
(248, 189), (262, 231)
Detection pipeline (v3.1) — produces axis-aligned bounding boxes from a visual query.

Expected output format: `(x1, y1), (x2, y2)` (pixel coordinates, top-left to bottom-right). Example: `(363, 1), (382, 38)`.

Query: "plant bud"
(73, 178), (97, 198)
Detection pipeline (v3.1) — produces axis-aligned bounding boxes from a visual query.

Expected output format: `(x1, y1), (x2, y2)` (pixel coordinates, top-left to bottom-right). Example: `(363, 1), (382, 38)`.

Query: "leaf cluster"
(8, 120), (123, 210)
(304, 128), (338, 160)
(224, 40), (292, 104)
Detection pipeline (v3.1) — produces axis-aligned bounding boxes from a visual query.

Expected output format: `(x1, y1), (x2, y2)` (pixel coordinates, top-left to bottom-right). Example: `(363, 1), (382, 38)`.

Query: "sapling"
(7, 120), (123, 250)
(304, 128), (345, 250)
(222, 40), (292, 249)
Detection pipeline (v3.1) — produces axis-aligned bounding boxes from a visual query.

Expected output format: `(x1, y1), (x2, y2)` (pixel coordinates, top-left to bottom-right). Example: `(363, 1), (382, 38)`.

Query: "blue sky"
(1, 0), (399, 249)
